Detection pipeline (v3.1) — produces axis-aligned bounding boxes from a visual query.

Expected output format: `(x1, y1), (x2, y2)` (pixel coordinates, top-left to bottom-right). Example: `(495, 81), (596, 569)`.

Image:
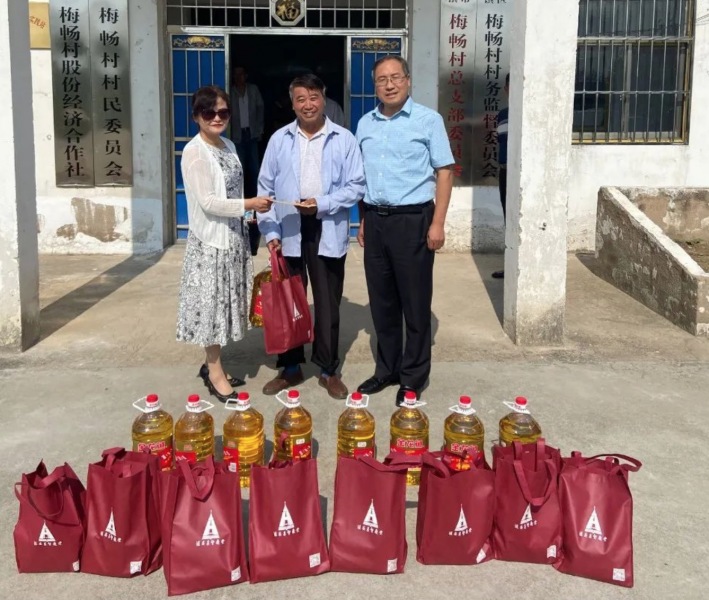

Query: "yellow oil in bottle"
(223, 392), (265, 487)
(132, 394), (174, 471)
(273, 390), (312, 461)
(390, 391), (429, 486)
(249, 266), (272, 327)
(499, 396), (542, 446)
(337, 392), (376, 459)
(174, 394), (214, 464)
(443, 395), (485, 470)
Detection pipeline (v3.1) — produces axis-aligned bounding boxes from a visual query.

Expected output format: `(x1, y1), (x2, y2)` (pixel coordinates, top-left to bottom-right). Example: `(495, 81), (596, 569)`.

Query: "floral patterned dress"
(176, 144), (253, 347)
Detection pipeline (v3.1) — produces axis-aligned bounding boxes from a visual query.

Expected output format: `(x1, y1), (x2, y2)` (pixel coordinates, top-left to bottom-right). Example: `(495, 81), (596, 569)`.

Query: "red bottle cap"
(238, 392), (250, 401)
(459, 396), (472, 406)
(188, 394), (200, 405)
(351, 392), (363, 402)
(515, 396), (528, 406)
(146, 394), (159, 406)
(287, 390), (300, 400)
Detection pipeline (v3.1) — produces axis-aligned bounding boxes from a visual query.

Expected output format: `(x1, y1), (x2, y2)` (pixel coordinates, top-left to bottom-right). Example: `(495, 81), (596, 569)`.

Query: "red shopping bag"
(261, 248), (314, 355)
(492, 439), (562, 564)
(554, 453), (642, 587)
(329, 456), (409, 574)
(81, 447), (162, 577)
(159, 457), (248, 596)
(249, 459), (330, 583)
(14, 461), (86, 573)
(416, 452), (494, 565)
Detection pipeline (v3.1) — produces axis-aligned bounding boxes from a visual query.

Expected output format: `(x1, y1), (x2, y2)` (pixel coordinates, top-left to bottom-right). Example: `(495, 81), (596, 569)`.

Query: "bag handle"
(15, 481), (66, 520)
(178, 456), (216, 500)
(583, 453), (642, 471)
(513, 438), (547, 468)
(102, 447), (126, 471)
(384, 451), (424, 470)
(356, 455), (415, 474)
(269, 248), (290, 280)
(512, 458), (557, 508)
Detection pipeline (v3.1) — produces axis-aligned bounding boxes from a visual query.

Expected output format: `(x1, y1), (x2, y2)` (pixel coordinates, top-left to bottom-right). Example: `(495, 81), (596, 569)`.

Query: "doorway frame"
(166, 25), (409, 244)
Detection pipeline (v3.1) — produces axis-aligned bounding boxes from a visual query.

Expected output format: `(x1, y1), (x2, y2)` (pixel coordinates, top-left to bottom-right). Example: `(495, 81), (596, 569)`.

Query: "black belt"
(364, 201), (433, 216)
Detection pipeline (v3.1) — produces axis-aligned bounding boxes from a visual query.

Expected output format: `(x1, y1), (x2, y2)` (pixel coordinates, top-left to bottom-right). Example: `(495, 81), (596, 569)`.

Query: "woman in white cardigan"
(177, 86), (272, 401)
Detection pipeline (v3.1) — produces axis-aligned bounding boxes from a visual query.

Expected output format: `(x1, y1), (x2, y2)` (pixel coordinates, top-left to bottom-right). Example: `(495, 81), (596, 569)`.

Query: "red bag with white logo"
(14, 461), (86, 573)
(81, 447), (162, 577)
(159, 457), (248, 595)
(492, 439), (562, 564)
(329, 456), (409, 574)
(249, 458), (330, 583)
(261, 248), (314, 355)
(416, 452), (495, 565)
(554, 453), (642, 587)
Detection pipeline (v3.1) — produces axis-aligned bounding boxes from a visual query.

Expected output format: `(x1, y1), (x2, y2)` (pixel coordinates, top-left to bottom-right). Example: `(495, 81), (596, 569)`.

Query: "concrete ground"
(1, 246), (707, 599)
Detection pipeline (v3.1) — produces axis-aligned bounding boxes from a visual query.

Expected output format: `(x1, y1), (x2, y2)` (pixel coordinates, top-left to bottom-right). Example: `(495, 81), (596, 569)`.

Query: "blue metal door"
(171, 35), (226, 240)
(348, 37), (402, 236)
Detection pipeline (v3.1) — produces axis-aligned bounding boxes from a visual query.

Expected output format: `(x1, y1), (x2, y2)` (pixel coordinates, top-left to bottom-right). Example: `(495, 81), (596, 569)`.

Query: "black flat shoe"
(396, 386), (419, 407)
(204, 375), (238, 404)
(357, 375), (398, 395)
(198, 364), (245, 388)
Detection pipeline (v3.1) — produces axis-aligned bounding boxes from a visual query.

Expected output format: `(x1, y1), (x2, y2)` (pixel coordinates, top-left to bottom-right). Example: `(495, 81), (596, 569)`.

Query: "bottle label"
(390, 438), (428, 456)
(291, 435), (312, 461)
(223, 445), (240, 472)
(351, 439), (375, 459)
(253, 293), (263, 317)
(175, 443), (197, 464)
(445, 443), (482, 471)
(133, 439), (173, 470)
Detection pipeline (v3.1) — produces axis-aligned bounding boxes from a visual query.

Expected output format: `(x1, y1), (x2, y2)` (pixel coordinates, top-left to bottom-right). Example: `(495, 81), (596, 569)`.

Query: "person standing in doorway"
(257, 74), (366, 399)
(356, 56), (454, 406)
(492, 73), (510, 280)
(176, 85), (272, 402)
(230, 65), (265, 255)
(323, 95), (346, 127)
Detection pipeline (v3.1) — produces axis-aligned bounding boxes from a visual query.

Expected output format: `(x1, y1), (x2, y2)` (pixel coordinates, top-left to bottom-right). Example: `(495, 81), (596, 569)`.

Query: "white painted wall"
(567, 0), (709, 252)
(31, 0), (167, 255)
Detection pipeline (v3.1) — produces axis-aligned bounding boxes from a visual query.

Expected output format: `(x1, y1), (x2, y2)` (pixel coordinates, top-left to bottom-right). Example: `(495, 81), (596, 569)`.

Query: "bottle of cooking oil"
(498, 396), (542, 446)
(443, 396), (485, 470)
(132, 394), (174, 471)
(337, 392), (376, 459)
(390, 391), (429, 486)
(223, 392), (265, 487)
(249, 266), (272, 327)
(174, 394), (215, 464)
(273, 390), (312, 461)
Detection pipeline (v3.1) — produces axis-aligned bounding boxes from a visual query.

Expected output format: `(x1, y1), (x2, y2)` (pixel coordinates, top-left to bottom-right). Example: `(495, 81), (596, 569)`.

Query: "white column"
(503, 0), (579, 345)
(0, 0), (40, 350)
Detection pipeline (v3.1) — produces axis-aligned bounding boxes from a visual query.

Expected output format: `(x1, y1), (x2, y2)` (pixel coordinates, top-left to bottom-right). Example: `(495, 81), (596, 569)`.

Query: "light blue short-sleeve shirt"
(355, 97), (454, 206)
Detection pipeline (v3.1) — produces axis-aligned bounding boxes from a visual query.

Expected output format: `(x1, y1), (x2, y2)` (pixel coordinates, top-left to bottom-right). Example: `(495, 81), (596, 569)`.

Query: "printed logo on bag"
(274, 502), (300, 537)
(579, 506), (608, 542)
(357, 499), (383, 535)
(34, 521), (62, 546)
(197, 511), (226, 546)
(514, 504), (538, 530)
(613, 568), (626, 582)
(309, 553), (321, 568)
(130, 561), (142, 574)
(101, 509), (122, 542)
(476, 548), (487, 564)
(72, 560), (80, 572)
(449, 505), (472, 537)
(231, 567), (242, 582)
(293, 302), (303, 321)
(387, 559), (398, 573)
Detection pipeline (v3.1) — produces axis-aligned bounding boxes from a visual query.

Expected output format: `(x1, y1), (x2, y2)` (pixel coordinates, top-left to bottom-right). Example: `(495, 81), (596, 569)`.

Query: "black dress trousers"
(363, 202), (435, 391)
(277, 213), (346, 375)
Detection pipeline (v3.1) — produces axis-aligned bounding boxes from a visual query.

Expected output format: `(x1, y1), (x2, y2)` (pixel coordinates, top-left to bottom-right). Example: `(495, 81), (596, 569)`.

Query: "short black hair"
(372, 55), (410, 80)
(191, 85), (230, 118)
(289, 73), (326, 99)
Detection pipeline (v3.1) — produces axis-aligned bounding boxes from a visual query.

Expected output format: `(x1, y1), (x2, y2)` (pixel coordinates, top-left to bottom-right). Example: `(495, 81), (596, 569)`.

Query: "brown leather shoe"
(318, 374), (349, 400)
(262, 368), (305, 396)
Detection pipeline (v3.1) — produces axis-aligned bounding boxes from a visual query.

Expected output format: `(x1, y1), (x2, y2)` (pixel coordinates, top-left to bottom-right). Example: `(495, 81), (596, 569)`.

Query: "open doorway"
(228, 34), (347, 146)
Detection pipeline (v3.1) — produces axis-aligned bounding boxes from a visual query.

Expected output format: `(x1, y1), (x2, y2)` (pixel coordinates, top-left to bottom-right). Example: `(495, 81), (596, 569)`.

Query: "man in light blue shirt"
(257, 74), (365, 399)
(356, 55), (454, 406)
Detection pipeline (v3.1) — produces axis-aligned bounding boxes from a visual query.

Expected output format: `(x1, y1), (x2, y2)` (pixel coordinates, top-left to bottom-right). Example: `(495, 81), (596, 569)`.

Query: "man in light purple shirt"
(257, 74), (366, 399)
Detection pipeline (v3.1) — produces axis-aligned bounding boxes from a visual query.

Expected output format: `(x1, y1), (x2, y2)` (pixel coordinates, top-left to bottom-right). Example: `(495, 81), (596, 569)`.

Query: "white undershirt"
(298, 120), (327, 199)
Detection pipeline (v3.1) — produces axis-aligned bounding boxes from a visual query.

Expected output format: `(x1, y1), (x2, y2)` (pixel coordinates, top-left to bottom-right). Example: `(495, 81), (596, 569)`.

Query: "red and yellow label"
(292, 435), (312, 461)
(134, 439), (173, 470)
(223, 446), (240, 472)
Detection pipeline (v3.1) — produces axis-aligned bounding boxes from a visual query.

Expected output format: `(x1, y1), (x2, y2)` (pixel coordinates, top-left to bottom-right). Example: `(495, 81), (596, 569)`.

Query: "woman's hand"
(246, 197), (273, 214)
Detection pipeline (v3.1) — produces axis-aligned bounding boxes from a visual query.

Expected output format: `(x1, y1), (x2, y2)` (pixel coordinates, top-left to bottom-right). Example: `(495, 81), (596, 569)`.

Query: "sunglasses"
(200, 108), (231, 121)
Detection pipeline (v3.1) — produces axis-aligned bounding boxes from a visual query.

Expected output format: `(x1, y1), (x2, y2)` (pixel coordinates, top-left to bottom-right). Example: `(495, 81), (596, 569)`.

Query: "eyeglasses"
(374, 74), (408, 87)
(200, 108), (231, 121)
